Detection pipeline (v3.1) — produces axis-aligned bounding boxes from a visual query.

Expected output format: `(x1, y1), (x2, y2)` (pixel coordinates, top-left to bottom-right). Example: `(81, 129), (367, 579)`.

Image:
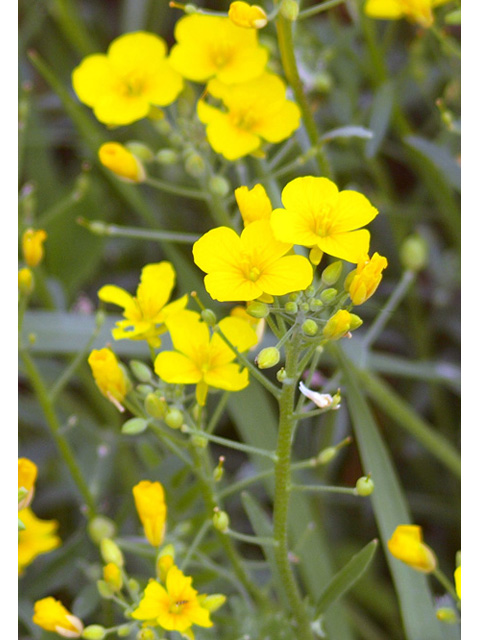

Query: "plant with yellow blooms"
(20, 1), (460, 639)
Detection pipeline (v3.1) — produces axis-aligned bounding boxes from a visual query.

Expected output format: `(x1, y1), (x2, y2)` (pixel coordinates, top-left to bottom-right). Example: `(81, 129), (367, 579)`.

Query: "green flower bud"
(128, 578), (140, 594)
(130, 360), (153, 383)
(100, 538), (124, 567)
(284, 301), (298, 313)
(302, 319), (319, 336)
(136, 384), (154, 398)
(305, 284), (316, 298)
(87, 516), (117, 544)
(184, 152), (206, 177)
(309, 298), (323, 311)
(276, 367), (288, 382)
(185, 3), (197, 14)
(320, 288), (338, 304)
(136, 630), (156, 640)
(299, 301), (310, 312)
(117, 625), (133, 637)
(213, 456), (225, 482)
(317, 447), (337, 465)
(201, 309), (217, 326)
(400, 234), (428, 272)
(164, 408), (184, 430)
(213, 509), (230, 533)
(191, 434), (208, 448)
(144, 393), (168, 419)
(436, 608), (458, 624)
(97, 579), (114, 599)
(246, 301), (270, 318)
(321, 261), (343, 286)
(349, 313), (363, 331)
(208, 175), (230, 197)
(289, 292), (299, 302)
(125, 141), (154, 162)
(356, 476), (375, 497)
(121, 417), (149, 435)
(280, 0), (299, 21)
(155, 119), (172, 135)
(255, 347), (281, 369)
(82, 625), (106, 639)
(156, 148), (179, 165)
(199, 594), (227, 612)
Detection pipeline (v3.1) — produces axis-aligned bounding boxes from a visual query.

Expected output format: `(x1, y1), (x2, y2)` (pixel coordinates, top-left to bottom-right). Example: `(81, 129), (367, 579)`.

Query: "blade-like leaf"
(365, 81), (395, 158)
(315, 539), (378, 617)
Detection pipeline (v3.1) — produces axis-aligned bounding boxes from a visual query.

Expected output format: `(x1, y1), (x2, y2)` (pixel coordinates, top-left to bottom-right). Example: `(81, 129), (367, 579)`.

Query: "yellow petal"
(154, 352), (202, 384)
(98, 285), (135, 312)
(257, 254), (313, 295)
(329, 190), (379, 233)
(72, 55), (116, 107)
(107, 31), (167, 75)
(204, 363), (249, 392)
(93, 93), (151, 126)
(270, 208), (320, 247)
(235, 184), (272, 226)
(241, 219), (292, 269)
(317, 229), (371, 263)
(204, 272), (263, 302)
(165, 311), (209, 360)
(281, 176), (339, 215)
(364, 0), (404, 19)
(193, 227), (243, 274)
(201, 109), (261, 160)
(136, 262), (176, 320)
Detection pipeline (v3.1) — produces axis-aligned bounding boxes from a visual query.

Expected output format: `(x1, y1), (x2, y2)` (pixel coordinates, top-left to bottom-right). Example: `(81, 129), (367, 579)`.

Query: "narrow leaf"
(321, 125), (374, 142)
(315, 539), (378, 617)
(404, 135), (460, 192)
(365, 81), (395, 158)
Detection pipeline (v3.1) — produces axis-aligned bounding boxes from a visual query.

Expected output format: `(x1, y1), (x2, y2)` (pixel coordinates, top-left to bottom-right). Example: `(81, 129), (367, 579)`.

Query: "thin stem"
(206, 391), (231, 434)
(77, 218), (200, 245)
(180, 520), (211, 571)
(182, 426), (277, 461)
(20, 349), (97, 518)
(298, 0), (347, 20)
(291, 483), (357, 495)
(432, 567), (460, 604)
(144, 177), (209, 201)
(226, 529), (279, 548)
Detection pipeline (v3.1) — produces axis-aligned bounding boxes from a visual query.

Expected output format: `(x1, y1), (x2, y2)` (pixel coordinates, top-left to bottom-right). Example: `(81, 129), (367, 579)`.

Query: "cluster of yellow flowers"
(18, 458), (61, 575)
(32, 479), (224, 639)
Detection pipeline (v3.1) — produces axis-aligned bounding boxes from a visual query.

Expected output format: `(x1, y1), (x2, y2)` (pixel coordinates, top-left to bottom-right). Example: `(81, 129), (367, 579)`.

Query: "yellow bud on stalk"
(103, 562), (123, 592)
(228, 2), (268, 29)
(98, 142), (146, 183)
(32, 597), (84, 638)
(18, 268), (34, 295)
(22, 228), (47, 267)
(387, 525), (437, 573)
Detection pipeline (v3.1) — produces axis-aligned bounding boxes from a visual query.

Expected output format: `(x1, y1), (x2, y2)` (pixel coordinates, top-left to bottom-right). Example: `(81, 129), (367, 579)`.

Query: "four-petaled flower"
(155, 311), (258, 406)
(133, 480), (168, 548)
(198, 73), (301, 160)
(364, 0), (451, 28)
(98, 262), (188, 348)
(72, 32), (184, 126)
(193, 219), (313, 303)
(132, 565), (213, 636)
(270, 176), (379, 264)
(169, 14), (268, 84)
(387, 524), (437, 573)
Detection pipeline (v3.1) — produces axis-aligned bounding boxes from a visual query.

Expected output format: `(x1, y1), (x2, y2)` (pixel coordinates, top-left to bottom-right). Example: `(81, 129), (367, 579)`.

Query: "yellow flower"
(98, 142), (145, 182)
(18, 458), (38, 510)
(32, 597), (83, 638)
(192, 219), (313, 303)
(230, 305), (265, 346)
(387, 525), (437, 573)
(18, 268), (34, 295)
(22, 229), (47, 267)
(270, 176), (379, 263)
(18, 508), (61, 575)
(322, 310), (362, 340)
(133, 480), (167, 547)
(169, 14), (268, 84)
(235, 184), (272, 226)
(154, 311), (258, 406)
(364, 0), (450, 28)
(88, 348), (129, 411)
(228, 2), (268, 28)
(103, 562), (123, 591)
(454, 565), (461, 599)
(72, 32), (183, 126)
(347, 252), (388, 305)
(198, 73), (301, 161)
(131, 565), (213, 634)
(98, 262), (188, 348)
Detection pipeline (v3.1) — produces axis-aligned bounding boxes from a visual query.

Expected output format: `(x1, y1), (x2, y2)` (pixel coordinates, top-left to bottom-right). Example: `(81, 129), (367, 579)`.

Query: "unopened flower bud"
(197, 593), (227, 612)
(82, 625), (106, 639)
(208, 175), (230, 197)
(121, 417), (149, 435)
(276, 367), (288, 382)
(18, 268), (34, 295)
(185, 3), (197, 14)
(309, 246), (323, 265)
(98, 143), (146, 183)
(246, 301), (270, 318)
(317, 447), (337, 465)
(256, 347), (281, 369)
(191, 434), (208, 448)
(22, 228), (47, 267)
(280, 0), (299, 21)
(125, 141), (154, 162)
(228, 2), (268, 29)
(165, 407), (184, 430)
(321, 261), (343, 286)
(117, 624), (133, 637)
(136, 629), (156, 640)
(100, 538), (124, 567)
(356, 476), (375, 497)
(130, 360), (153, 383)
(284, 301), (298, 313)
(144, 393), (168, 419)
(102, 562), (123, 592)
(128, 578), (140, 595)
(309, 298), (323, 311)
(213, 509), (230, 533)
(299, 301), (310, 312)
(436, 608), (458, 624)
(305, 284), (316, 298)
(320, 288), (338, 304)
(323, 310), (358, 340)
(87, 516), (116, 544)
(213, 456), (225, 482)
(349, 313), (363, 331)
(136, 384), (154, 398)
(155, 148), (179, 165)
(97, 580), (114, 599)
(184, 152), (206, 177)
(156, 544), (175, 582)
(201, 309), (217, 326)
(400, 234), (428, 272)
(302, 319), (319, 336)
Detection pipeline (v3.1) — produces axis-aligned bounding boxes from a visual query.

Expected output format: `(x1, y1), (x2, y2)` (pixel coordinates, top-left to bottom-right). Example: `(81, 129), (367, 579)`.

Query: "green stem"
(206, 391), (231, 434)
(182, 426), (277, 461)
(145, 177), (209, 201)
(432, 567), (460, 604)
(298, 0), (347, 20)
(272, 326), (315, 640)
(20, 349), (97, 518)
(275, 14), (332, 179)
(180, 520), (211, 571)
(226, 529), (278, 547)
(291, 483), (357, 495)
(78, 218), (200, 245)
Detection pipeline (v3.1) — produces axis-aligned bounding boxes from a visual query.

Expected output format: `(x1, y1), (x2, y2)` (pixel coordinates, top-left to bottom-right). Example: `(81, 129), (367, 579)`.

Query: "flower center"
(170, 600), (189, 615)
(211, 42), (233, 68)
(248, 267), (261, 282)
(314, 204), (333, 237)
(230, 107), (257, 131)
(120, 73), (146, 97)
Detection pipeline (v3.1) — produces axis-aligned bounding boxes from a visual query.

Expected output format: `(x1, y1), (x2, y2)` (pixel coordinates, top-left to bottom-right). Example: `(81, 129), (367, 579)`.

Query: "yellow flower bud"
(88, 348), (128, 411)
(349, 253), (388, 306)
(387, 525), (437, 573)
(197, 593), (227, 612)
(18, 457), (37, 510)
(98, 142), (146, 183)
(103, 562), (123, 592)
(235, 184), (272, 226)
(100, 538), (125, 567)
(454, 565), (461, 599)
(132, 480), (167, 547)
(22, 228), (47, 267)
(18, 267), (34, 295)
(323, 310), (358, 340)
(156, 544), (175, 582)
(32, 597), (84, 638)
(228, 1), (268, 29)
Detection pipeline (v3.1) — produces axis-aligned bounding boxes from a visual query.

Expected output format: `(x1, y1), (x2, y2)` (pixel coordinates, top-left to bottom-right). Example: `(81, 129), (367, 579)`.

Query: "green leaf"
(321, 125), (374, 142)
(365, 81), (395, 158)
(334, 344), (445, 640)
(404, 136), (460, 192)
(121, 417), (149, 435)
(315, 539), (378, 617)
